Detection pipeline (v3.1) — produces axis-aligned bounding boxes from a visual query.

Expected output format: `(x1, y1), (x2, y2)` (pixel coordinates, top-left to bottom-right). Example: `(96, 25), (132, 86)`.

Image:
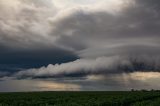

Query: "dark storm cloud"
(13, 54), (160, 79)
(0, 0), (160, 81)
(0, 0), (78, 74)
(47, 0), (160, 59)
(0, 47), (78, 73)
(9, 0), (160, 80)
(1, 0), (160, 91)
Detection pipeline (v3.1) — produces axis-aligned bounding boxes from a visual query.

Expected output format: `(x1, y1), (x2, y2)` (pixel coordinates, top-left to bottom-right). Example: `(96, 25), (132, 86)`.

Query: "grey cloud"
(20, 0), (54, 8)
(0, 0), (79, 72)
(79, 45), (160, 58)
(0, 0), (160, 85)
(1, 0), (160, 54)
(0, 72), (9, 78)
(1, 72), (160, 91)
(0, 0), (56, 50)
(0, 46), (78, 74)
(48, 0), (160, 57)
(13, 54), (160, 79)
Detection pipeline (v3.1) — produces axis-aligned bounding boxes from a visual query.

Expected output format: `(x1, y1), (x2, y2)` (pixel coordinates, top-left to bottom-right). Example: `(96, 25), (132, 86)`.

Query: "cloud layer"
(0, 0), (160, 91)
(14, 54), (160, 79)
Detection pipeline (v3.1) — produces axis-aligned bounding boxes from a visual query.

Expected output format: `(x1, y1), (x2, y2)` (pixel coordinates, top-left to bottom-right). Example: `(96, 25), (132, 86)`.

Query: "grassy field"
(0, 91), (160, 106)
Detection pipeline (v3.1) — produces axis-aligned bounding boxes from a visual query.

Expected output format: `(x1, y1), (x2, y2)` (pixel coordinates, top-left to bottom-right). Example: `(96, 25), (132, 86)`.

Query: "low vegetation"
(0, 91), (160, 106)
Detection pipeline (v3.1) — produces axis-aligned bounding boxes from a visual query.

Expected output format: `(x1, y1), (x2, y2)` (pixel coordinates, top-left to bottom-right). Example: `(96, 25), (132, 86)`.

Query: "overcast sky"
(0, 0), (160, 92)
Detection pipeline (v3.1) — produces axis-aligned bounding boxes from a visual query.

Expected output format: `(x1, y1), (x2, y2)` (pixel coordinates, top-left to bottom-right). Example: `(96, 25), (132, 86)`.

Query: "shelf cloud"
(0, 0), (160, 91)
(14, 54), (160, 79)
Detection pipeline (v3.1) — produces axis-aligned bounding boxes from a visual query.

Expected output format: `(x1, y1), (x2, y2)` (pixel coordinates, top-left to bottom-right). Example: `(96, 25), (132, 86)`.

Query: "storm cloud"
(0, 0), (160, 91)
(14, 54), (160, 79)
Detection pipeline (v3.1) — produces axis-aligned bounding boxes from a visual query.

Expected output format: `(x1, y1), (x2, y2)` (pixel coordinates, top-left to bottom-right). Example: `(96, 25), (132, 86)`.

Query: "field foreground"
(0, 91), (160, 106)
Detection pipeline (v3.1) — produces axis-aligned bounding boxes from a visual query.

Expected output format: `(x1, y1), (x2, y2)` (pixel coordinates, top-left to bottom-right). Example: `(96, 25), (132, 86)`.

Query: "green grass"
(0, 91), (160, 106)
(131, 97), (160, 106)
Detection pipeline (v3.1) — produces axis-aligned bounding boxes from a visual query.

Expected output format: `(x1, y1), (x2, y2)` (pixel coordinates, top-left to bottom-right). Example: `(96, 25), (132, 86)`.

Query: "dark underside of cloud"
(0, 46), (78, 73)
(0, 0), (160, 82)
(11, 54), (160, 80)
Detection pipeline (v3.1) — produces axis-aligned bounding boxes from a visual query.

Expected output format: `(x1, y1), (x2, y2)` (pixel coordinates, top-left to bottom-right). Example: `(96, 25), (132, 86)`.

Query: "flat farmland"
(0, 91), (160, 106)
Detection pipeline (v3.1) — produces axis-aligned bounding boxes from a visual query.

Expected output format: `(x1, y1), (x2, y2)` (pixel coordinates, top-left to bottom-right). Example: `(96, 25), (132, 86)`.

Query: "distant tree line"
(131, 89), (160, 92)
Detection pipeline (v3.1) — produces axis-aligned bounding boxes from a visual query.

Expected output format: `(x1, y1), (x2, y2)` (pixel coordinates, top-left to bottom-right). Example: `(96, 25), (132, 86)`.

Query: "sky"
(0, 0), (160, 92)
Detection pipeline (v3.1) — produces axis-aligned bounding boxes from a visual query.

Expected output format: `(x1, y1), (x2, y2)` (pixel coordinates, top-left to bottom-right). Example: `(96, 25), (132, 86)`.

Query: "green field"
(0, 91), (160, 106)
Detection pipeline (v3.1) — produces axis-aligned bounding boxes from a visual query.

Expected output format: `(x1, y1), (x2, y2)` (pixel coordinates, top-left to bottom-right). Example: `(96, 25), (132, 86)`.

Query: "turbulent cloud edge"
(13, 55), (160, 79)
(0, 0), (160, 81)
